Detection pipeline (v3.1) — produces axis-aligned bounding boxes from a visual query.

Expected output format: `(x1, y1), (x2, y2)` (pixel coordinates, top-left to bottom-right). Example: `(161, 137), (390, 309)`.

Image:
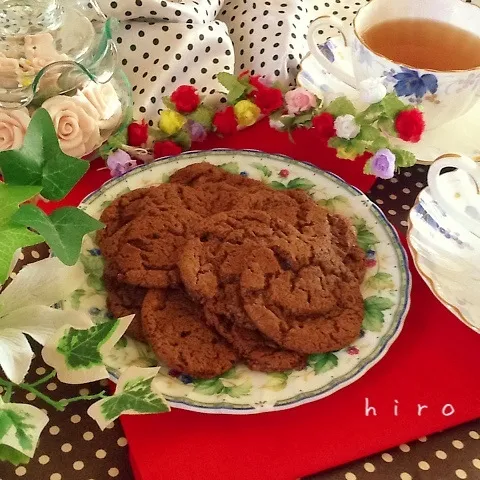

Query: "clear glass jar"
(0, 0), (131, 157)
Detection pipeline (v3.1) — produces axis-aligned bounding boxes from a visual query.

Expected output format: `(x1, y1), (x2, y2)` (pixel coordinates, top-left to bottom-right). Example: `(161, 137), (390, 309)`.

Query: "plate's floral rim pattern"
(75, 149), (411, 414)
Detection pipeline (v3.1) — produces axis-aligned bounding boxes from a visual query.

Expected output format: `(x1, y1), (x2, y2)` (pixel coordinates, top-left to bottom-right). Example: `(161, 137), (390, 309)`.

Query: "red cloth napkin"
(121, 247), (480, 480)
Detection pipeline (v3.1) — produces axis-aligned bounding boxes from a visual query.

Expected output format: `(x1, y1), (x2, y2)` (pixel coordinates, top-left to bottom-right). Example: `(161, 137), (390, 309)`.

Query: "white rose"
(24, 33), (60, 59)
(334, 114), (361, 139)
(78, 81), (123, 131)
(0, 53), (22, 89)
(0, 108), (30, 151)
(42, 95), (101, 157)
(359, 78), (387, 104)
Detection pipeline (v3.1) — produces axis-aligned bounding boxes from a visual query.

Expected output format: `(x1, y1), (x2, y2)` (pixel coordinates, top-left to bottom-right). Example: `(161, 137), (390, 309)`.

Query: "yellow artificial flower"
(158, 110), (186, 135)
(234, 100), (261, 127)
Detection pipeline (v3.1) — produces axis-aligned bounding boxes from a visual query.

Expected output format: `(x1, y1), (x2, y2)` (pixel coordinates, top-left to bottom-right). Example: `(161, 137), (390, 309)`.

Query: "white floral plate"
(297, 40), (480, 165)
(69, 150), (411, 414)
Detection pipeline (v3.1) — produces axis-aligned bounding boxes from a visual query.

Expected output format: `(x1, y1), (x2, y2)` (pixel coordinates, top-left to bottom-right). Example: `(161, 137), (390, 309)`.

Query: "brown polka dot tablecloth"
(1, 165), (479, 480)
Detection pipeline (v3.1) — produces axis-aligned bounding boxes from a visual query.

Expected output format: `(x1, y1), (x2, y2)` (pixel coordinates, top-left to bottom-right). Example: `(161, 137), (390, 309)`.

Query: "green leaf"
(162, 173), (170, 183)
(377, 116), (397, 137)
(80, 254), (104, 279)
(328, 136), (349, 150)
(219, 162), (240, 175)
(56, 319), (120, 370)
(381, 93), (406, 118)
(0, 109), (89, 200)
(358, 125), (381, 142)
(370, 135), (390, 151)
(308, 353), (338, 374)
(98, 130), (127, 160)
(286, 177), (316, 190)
(251, 162), (272, 178)
(279, 115), (296, 129)
(0, 444), (30, 466)
(0, 183), (44, 283)
(12, 205), (104, 266)
(356, 103), (384, 124)
(292, 112), (314, 126)
(220, 368), (237, 379)
(188, 105), (214, 129)
(363, 296), (395, 332)
(87, 367), (169, 430)
(224, 380), (252, 398)
(264, 372), (289, 391)
(172, 130), (191, 150)
(268, 181), (288, 190)
(70, 289), (86, 309)
(392, 148), (416, 168)
(365, 272), (394, 291)
(325, 97), (356, 117)
(351, 215), (380, 252)
(162, 96), (177, 111)
(193, 378), (225, 395)
(318, 195), (350, 212)
(217, 72), (248, 104)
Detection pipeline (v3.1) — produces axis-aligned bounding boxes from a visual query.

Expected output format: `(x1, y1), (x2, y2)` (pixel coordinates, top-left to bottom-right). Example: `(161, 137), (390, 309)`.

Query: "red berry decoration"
(312, 112), (336, 141)
(347, 346), (359, 355)
(394, 108), (425, 143)
(127, 120), (148, 147)
(279, 169), (289, 178)
(153, 140), (182, 158)
(170, 85), (200, 113)
(212, 106), (238, 136)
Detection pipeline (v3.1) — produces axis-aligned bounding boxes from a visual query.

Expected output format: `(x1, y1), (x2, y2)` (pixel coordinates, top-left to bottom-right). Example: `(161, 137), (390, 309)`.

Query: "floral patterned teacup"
(307, 0), (480, 130)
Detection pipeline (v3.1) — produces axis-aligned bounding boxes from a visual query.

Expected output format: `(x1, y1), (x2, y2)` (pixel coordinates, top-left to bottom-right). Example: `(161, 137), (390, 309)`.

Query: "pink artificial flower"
(284, 87), (317, 115)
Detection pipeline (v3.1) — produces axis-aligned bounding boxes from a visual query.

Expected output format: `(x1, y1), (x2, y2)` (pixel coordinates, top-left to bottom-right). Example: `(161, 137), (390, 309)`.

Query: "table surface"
(1, 163), (479, 480)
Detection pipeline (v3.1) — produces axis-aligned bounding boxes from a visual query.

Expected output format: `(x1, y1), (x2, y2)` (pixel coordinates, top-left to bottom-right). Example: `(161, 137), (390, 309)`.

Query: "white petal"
(0, 257), (84, 314)
(0, 306), (93, 345)
(0, 329), (33, 384)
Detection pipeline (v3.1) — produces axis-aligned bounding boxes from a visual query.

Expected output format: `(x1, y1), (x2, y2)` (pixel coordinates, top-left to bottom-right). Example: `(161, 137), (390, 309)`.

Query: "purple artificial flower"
(107, 149), (137, 177)
(370, 148), (395, 179)
(186, 120), (207, 142)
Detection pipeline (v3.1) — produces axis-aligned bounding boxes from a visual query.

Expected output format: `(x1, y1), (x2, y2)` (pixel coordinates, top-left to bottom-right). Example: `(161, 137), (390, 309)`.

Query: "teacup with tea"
(307, 0), (480, 130)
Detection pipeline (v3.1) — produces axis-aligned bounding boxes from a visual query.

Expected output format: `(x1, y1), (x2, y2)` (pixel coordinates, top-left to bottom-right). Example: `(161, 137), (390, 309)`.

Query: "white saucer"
(297, 41), (480, 165)
(407, 171), (480, 333)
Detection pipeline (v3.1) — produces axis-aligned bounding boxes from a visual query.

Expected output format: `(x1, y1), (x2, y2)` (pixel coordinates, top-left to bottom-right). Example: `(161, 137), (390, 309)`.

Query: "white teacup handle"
(307, 16), (357, 89)
(427, 155), (480, 238)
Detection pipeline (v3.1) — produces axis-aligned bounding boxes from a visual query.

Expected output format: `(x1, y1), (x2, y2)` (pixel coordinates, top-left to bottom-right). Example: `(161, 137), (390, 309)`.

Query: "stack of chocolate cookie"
(97, 163), (366, 379)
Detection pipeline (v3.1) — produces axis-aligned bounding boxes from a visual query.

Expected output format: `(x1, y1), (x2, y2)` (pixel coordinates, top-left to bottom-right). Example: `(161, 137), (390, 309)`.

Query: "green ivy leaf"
(188, 105), (215, 129)
(0, 109), (89, 201)
(224, 380), (252, 398)
(70, 289), (86, 309)
(217, 72), (248, 104)
(0, 183), (44, 283)
(12, 205), (104, 266)
(193, 378), (225, 395)
(381, 93), (406, 119)
(219, 162), (240, 175)
(172, 130), (191, 150)
(87, 367), (169, 430)
(286, 177), (316, 190)
(251, 162), (272, 178)
(0, 444), (30, 466)
(365, 272), (394, 291)
(325, 97), (356, 117)
(351, 215), (379, 252)
(392, 148), (416, 168)
(308, 353), (338, 374)
(264, 372), (289, 391)
(269, 181), (288, 190)
(363, 296), (394, 332)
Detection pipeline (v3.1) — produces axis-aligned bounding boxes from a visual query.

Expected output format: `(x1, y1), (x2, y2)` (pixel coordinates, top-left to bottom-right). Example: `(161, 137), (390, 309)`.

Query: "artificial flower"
(158, 110), (187, 136)
(249, 83), (284, 115)
(312, 112), (336, 141)
(0, 107), (30, 151)
(186, 120), (207, 142)
(249, 74), (273, 89)
(334, 114), (361, 139)
(106, 149), (137, 177)
(170, 85), (200, 113)
(285, 87), (317, 115)
(395, 108), (425, 143)
(358, 78), (387, 104)
(336, 147), (358, 160)
(0, 257), (91, 384)
(212, 106), (238, 135)
(153, 140), (183, 158)
(234, 100), (261, 127)
(0, 52), (22, 89)
(42, 95), (101, 157)
(269, 116), (288, 131)
(127, 119), (149, 147)
(367, 148), (396, 179)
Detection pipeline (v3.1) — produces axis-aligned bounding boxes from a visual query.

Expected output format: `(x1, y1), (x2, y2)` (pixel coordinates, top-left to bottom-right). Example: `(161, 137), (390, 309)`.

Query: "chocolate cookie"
(115, 208), (202, 288)
(141, 289), (238, 378)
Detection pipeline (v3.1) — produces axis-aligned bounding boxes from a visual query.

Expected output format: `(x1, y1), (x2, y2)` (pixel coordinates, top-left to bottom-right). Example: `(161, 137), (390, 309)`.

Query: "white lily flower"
(0, 257), (92, 384)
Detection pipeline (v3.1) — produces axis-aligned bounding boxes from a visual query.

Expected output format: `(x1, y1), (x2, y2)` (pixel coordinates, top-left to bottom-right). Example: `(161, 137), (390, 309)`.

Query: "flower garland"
(102, 71), (426, 180)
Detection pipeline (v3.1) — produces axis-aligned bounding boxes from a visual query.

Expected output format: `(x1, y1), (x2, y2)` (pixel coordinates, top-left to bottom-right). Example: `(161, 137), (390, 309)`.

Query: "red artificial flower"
(394, 108), (425, 143)
(249, 83), (284, 115)
(153, 140), (182, 158)
(212, 106), (238, 135)
(312, 112), (336, 141)
(170, 85), (200, 113)
(127, 120), (148, 147)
